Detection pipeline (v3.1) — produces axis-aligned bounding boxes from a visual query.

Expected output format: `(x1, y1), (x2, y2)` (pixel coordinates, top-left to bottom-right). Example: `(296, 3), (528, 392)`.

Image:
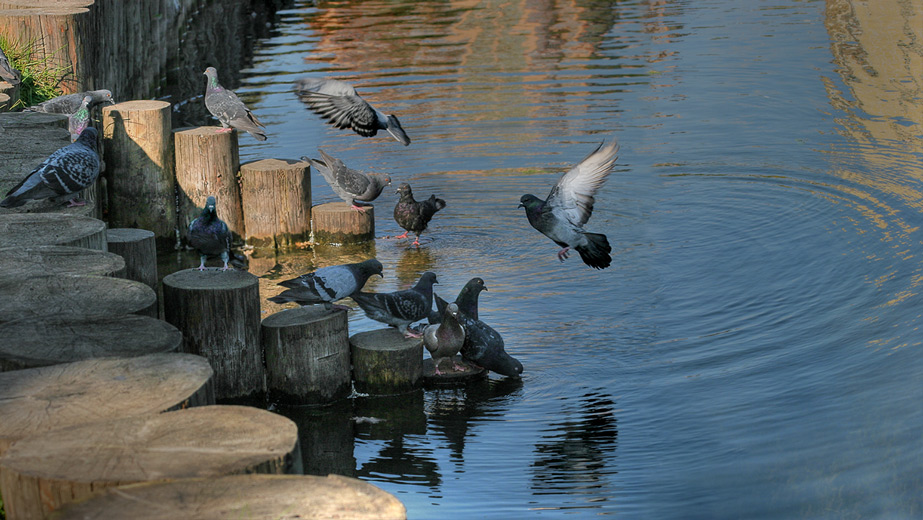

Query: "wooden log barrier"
(174, 126), (244, 243)
(0, 314), (182, 372)
(262, 306), (350, 405)
(240, 158), (312, 249)
(312, 201), (374, 245)
(0, 353), (214, 457)
(0, 274), (156, 324)
(350, 328), (424, 395)
(0, 245), (126, 282)
(102, 100), (175, 248)
(47, 474), (407, 520)
(0, 213), (107, 251)
(0, 405), (302, 520)
(162, 269), (265, 401)
(106, 228), (159, 317)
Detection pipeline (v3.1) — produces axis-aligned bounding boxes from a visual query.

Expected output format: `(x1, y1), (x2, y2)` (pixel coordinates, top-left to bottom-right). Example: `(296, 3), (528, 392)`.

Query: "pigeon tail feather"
(575, 232), (612, 269)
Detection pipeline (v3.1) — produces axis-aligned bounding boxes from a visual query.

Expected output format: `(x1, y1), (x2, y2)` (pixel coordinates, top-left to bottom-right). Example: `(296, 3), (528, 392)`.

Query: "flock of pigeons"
(1, 66), (621, 379)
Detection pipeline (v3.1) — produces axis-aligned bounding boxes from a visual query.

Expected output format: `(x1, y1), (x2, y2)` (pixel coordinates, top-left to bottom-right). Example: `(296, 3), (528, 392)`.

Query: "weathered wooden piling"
(262, 306), (351, 405)
(312, 201), (375, 244)
(102, 100), (175, 248)
(0, 245), (125, 281)
(0, 213), (107, 250)
(0, 80), (17, 111)
(47, 474), (407, 520)
(0, 353), (214, 457)
(240, 158), (312, 249)
(0, 314), (182, 372)
(0, 274), (156, 324)
(162, 269), (265, 401)
(174, 126), (245, 242)
(106, 228), (159, 316)
(350, 328), (424, 395)
(0, 405), (301, 520)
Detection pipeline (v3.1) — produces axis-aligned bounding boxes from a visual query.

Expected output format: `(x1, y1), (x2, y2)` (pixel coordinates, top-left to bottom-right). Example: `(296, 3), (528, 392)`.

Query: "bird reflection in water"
(395, 245), (436, 286)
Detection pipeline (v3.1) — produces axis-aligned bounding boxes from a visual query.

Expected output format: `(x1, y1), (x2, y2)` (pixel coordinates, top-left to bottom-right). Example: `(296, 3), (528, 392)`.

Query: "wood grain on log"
(0, 274), (156, 324)
(240, 158), (311, 249)
(0, 245), (125, 282)
(0, 213), (107, 250)
(312, 201), (374, 244)
(350, 328), (424, 395)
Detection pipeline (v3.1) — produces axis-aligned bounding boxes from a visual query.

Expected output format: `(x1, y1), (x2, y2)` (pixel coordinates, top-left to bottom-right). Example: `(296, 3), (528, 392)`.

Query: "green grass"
(0, 35), (70, 109)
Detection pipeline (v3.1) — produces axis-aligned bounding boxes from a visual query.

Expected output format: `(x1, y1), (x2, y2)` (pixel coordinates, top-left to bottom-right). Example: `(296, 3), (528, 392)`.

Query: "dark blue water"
(182, 0), (923, 517)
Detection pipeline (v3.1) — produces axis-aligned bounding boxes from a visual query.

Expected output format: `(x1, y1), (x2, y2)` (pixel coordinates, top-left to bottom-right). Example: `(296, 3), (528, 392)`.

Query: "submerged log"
(47, 474), (406, 520)
(312, 201), (374, 244)
(0, 274), (156, 324)
(240, 158), (311, 249)
(0, 353), (214, 457)
(350, 328), (424, 395)
(0, 245), (125, 282)
(261, 306), (350, 405)
(0, 405), (301, 520)
(106, 228), (159, 317)
(0, 314), (182, 372)
(162, 269), (265, 401)
(0, 213), (107, 250)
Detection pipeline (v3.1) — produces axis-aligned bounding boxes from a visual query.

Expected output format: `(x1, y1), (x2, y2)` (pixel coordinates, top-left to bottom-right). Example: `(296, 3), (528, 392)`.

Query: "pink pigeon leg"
(216, 127), (233, 133)
(557, 247), (571, 262)
(65, 199), (87, 207)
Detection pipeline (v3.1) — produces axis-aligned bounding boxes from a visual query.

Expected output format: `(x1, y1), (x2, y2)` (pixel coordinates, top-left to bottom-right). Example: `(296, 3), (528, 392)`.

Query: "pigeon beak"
(517, 202), (524, 208)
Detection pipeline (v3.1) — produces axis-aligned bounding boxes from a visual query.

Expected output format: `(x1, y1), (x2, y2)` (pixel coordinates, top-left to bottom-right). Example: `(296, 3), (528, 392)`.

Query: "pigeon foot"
(65, 199), (87, 207)
(216, 127), (233, 133)
(221, 263), (232, 271)
(196, 265), (208, 271)
(557, 247), (571, 262)
(393, 231), (410, 240)
(331, 303), (351, 311)
(453, 362), (468, 372)
(403, 330), (423, 339)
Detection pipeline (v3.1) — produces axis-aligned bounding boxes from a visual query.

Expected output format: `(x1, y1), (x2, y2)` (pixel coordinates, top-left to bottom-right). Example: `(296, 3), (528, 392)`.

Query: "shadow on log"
(0, 274), (156, 324)
(107, 228), (159, 317)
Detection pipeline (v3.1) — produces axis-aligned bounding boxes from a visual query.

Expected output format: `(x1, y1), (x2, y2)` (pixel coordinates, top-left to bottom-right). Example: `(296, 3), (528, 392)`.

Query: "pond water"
(171, 0), (923, 517)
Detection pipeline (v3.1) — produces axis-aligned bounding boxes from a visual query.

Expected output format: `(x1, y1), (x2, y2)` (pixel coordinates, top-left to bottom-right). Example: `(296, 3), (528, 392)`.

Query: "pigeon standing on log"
(269, 258), (384, 309)
(0, 127), (100, 208)
(351, 271), (438, 338)
(188, 196), (232, 271)
(391, 183), (445, 246)
(68, 96), (92, 142)
(519, 139), (619, 269)
(294, 77), (410, 146)
(423, 302), (467, 375)
(303, 149), (390, 210)
(25, 89), (114, 114)
(203, 66), (267, 141)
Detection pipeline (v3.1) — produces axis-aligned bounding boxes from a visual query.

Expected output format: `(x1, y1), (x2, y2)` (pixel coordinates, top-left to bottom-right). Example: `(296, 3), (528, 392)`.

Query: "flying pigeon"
(203, 66), (267, 141)
(25, 89), (114, 114)
(303, 149), (390, 210)
(432, 278), (523, 378)
(293, 77), (410, 146)
(391, 183), (445, 246)
(68, 96), (92, 142)
(188, 196), (232, 271)
(519, 139), (619, 269)
(423, 302), (467, 375)
(0, 127), (100, 208)
(0, 46), (20, 85)
(268, 258), (384, 309)
(351, 271), (438, 338)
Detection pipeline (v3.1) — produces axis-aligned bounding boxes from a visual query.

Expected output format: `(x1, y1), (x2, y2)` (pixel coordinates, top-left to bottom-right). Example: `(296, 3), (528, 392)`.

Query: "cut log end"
(312, 201), (374, 244)
(350, 328), (424, 395)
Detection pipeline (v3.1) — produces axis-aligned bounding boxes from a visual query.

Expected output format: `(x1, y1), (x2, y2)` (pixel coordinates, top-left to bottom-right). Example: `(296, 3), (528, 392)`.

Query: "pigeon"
(0, 46), (20, 85)
(519, 139), (619, 269)
(268, 258), (384, 309)
(0, 127), (100, 208)
(24, 89), (114, 114)
(433, 278), (523, 378)
(188, 195), (232, 271)
(303, 149), (390, 210)
(423, 302), (467, 375)
(293, 77), (410, 146)
(203, 66), (267, 141)
(68, 96), (92, 142)
(351, 271), (438, 338)
(391, 183), (446, 246)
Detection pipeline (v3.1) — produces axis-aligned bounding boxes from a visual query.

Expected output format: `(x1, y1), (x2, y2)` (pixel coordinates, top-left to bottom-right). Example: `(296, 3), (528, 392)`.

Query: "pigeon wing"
(300, 92), (379, 137)
(318, 149), (371, 199)
(546, 139), (619, 227)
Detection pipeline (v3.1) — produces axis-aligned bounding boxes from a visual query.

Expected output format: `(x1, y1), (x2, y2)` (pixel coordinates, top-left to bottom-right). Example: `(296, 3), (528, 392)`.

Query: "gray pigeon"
(0, 127), (100, 208)
(351, 271), (438, 338)
(294, 77), (410, 146)
(423, 302), (467, 375)
(24, 89), (114, 114)
(303, 149), (390, 210)
(188, 196), (231, 270)
(68, 96), (92, 142)
(268, 258), (384, 309)
(519, 139), (619, 269)
(391, 183), (445, 246)
(0, 46), (20, 85)
(204, 66), (267, 141)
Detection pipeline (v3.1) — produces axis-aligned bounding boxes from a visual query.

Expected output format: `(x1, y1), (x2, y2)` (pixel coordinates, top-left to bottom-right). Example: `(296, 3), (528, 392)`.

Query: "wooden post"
(0, 245), (125, 281)
(173, 126), (244, 243)
(0, 405), (301, 520)
(312, 202), (374, 244)
(102, 100), (175, 249)
(0, 274), (156, 324)
(262, 307), (350, 405)
(0, 314), (182, 372)
(47, 474), (407, 520)
(162, 269), (265, 401)
(240, 158), (311, 249)
(350, 328), (424, 395)
(106, 228), (159, 317)
(0, 353), (214, 457)
(0, 213), (107, 250)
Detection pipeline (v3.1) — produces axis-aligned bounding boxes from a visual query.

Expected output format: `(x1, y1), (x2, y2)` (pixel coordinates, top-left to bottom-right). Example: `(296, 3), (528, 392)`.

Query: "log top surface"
(0, 213), (105, 247)
(103, 100), (171, 111)
(163, 268), (258, 290)
(106, 227), (155, 242)
(240, 157), (308, 170)
(0, 274), (155, 322)
(262, 305), (344, 328)
(0, 111), (68, 129)
(173, 125), (226, 136)
(350, 328), (423, 351)
(0, 245), (124, 279)
(314, 201), (374, 214)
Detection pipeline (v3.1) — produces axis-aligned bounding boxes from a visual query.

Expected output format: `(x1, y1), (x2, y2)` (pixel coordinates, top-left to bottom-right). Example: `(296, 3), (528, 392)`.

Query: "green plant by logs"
(0, 35), (70, 108)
